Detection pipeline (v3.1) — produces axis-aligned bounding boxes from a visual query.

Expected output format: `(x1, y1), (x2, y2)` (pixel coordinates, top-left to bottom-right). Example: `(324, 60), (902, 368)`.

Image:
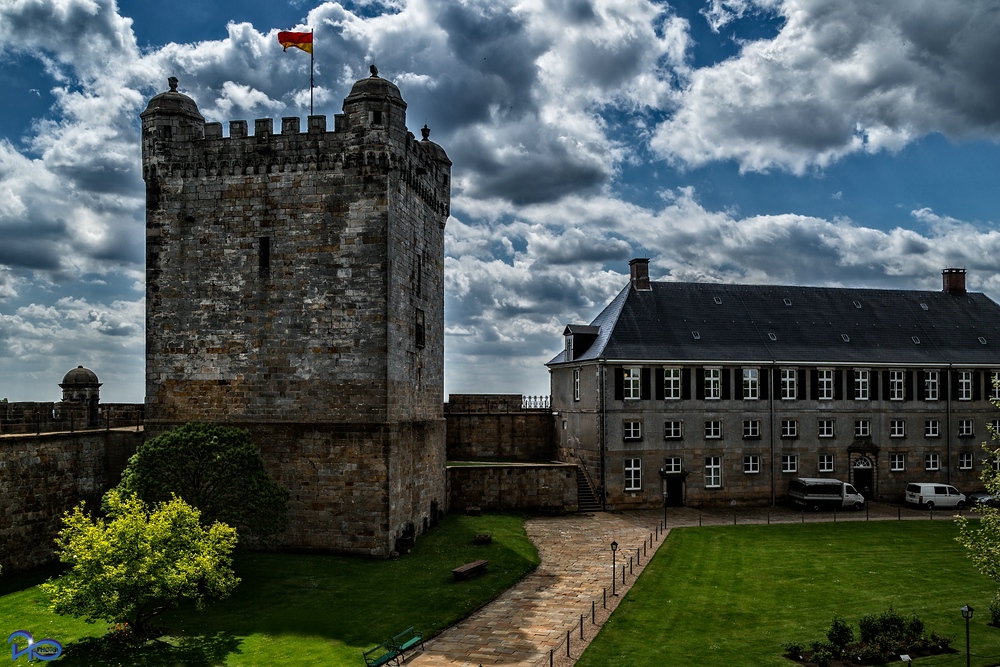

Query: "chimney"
(629, 258), (651, 291)
(942, 268), (967, 295)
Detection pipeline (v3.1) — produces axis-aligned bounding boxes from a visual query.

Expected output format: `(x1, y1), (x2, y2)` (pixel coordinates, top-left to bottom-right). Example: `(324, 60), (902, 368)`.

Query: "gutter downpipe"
(600, 361), (607, 511)
(946, 367), (953, 485)
(769, 362), (776, 506)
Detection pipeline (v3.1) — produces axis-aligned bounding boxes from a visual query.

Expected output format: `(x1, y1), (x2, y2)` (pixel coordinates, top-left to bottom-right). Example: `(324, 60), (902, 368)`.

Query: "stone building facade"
(141, 72), (450, 556)
(549, 259), (1000, 510)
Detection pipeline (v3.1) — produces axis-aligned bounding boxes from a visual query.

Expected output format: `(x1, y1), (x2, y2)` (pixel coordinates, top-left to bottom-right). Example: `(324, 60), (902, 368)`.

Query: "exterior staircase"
(575, 467), (602, 512)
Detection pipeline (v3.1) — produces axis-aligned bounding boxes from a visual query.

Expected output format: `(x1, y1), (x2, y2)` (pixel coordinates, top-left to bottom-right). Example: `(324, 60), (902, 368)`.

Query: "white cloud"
(654, 0), (1000, 174)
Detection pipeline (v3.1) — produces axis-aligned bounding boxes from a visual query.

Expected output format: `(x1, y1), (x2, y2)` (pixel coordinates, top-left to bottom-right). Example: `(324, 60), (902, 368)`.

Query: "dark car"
(969, 492), (999, 508)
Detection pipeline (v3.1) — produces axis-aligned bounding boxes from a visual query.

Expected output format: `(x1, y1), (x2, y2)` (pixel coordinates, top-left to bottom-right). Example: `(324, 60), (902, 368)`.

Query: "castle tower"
(59, 365), (101, 428)
(141, 71), (450, 556)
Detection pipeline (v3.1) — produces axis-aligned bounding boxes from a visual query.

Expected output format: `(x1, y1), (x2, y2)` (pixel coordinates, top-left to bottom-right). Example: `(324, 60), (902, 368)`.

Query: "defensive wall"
(1, 402), (144, 435)
(0, 428), (143, 573)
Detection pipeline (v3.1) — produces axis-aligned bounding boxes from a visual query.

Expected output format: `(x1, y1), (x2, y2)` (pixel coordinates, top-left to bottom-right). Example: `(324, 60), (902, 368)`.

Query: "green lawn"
(0, 512), (539, 667)
(578, 521), (999, 666)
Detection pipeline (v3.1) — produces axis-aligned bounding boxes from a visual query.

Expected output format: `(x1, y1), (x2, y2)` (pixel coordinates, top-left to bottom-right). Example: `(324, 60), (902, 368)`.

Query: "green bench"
(362, 627), (424, 666)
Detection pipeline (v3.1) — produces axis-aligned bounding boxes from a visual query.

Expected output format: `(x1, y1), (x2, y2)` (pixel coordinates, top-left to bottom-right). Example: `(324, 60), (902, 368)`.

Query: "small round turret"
(140, 77), (206, 173)
(419, 124), (452, 166)
(342, 67), (407, 135)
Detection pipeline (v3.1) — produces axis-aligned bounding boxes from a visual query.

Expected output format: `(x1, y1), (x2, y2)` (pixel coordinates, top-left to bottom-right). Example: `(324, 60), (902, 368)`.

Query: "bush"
(929, 631), (952, 650)
(812, 646), (834, 667)
(782, 641), (803, 658)
(858, 607), (906, 645)
(827, 615), (854, 655)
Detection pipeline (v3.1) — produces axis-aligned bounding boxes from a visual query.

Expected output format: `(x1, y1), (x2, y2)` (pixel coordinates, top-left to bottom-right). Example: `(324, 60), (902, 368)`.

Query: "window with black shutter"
(974, 370), (983, 401)
(760, 368), (769, 398)
(721, 368), (731, 399)
(654, 368), (664, 400)
(871, 370), (880, 400)
(641, 368), (651, 400)
(797, 369), (805, 400)
(905, 370), (914, 401)
(682, 368), (692, 400)
(810, 370), (819, 401)
(614, 367), (624, 400)
(834, 369), (844, 400)
(916, 370), (925, 400)
(695, 368), (705, 400)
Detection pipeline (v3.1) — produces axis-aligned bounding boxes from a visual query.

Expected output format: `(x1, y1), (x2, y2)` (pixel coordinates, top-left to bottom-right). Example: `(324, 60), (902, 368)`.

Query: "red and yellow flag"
(278, 31), (312, 54)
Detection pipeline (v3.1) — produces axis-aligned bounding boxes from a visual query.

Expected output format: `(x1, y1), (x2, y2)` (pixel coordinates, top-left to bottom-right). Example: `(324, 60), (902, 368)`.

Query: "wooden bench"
(451, 559), (488, 581)
(363, 639), (399, 667)
(391, 626), (424, 660)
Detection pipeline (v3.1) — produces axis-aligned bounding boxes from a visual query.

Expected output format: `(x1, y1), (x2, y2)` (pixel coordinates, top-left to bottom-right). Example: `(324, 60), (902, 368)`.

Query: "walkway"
(406, 503), (973, 667)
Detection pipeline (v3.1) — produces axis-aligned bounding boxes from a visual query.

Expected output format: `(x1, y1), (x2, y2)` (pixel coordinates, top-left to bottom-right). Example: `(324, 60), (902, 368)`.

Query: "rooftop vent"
(783, 298), (792, 306)
(980, 337), (988, 345)
(842, 334), (850, 342)
(768, 333), (777, 341)
(692, 331), (701, 340)
(714, 296), (723, 305)
(853, 301), (862, 309)
(911, 336), (920, 344)
(920, 303), (929, 311)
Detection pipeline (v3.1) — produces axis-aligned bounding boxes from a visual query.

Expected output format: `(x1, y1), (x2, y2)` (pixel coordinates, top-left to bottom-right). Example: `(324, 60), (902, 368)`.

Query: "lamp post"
(611, 540), (618, 596)
(961, 605), (973, 667)
(663, 489), (668, 528)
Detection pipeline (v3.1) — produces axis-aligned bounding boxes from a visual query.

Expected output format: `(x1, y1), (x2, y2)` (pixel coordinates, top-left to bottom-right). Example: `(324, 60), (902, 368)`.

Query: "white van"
(904, 483), (966, 510)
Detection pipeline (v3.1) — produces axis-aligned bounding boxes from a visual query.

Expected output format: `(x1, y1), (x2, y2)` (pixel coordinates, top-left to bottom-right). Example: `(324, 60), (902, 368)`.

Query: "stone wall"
(0, 402), (144, 435)
(0, 430), (143, 572)
(445, 394), (557, 462)
(448, 464), (577, 512)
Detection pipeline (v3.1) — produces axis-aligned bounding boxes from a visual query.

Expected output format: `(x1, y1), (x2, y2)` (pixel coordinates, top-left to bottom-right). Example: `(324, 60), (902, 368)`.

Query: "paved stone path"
(404, 503), (971, 667)
(406, 510), (664, 667)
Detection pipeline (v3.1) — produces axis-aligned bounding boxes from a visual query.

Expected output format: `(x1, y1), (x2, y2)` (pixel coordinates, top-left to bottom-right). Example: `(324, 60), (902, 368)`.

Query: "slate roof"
(548, 281), (1000, 366)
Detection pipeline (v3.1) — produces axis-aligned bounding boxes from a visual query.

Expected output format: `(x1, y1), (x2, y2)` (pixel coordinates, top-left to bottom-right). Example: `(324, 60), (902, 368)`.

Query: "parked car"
(904, 483), (966, 510)
(969, 492), (999, 508)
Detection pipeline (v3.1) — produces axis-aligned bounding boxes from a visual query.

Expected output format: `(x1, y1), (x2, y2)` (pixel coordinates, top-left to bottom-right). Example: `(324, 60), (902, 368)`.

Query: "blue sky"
(2, 0), (1000, 402)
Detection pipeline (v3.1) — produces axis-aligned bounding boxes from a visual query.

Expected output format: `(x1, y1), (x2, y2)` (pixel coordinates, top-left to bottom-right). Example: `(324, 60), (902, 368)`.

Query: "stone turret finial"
(168, 76), (178, 92)
(370, 64), (379, 77)
(421, 124), (430, 140)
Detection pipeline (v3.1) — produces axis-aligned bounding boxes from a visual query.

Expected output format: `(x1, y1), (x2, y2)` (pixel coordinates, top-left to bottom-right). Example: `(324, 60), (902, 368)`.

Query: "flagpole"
(310, 29), (314, 116)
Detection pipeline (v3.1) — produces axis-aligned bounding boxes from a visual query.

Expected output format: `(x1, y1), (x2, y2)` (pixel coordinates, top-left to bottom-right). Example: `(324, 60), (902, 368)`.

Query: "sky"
(2, 0), (1000, 403)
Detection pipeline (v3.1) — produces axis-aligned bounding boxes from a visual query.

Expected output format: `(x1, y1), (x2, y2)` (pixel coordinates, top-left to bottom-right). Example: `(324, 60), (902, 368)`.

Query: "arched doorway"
(853, 455), (875, 500)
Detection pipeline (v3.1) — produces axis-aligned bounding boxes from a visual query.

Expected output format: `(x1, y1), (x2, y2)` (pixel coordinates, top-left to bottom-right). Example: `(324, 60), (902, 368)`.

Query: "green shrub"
(903, 614), (924, 644)
(827, 615), (854, 655)
(782, 641), (803, 657)
(929, 631), (952, 650)
(992, 593), (1000, 626)
(812, 646), (834, 667)
(851, 642), (886, 664)
(858, 606), (906, 645)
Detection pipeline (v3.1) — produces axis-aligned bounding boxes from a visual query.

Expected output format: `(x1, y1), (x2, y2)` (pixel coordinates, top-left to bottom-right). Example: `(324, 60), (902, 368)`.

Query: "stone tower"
(140, 72), (451, 556)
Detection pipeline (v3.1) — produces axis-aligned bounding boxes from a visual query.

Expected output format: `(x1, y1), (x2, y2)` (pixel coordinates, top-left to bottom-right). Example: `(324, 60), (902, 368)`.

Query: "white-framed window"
(623, 420), (642, 440)
(663, 367), (681, 400)
(890, 453), (905, 472)
(744, 455), (760, 474)
(889, 370), (905, 401)
(818, 454), (834, 473)
(573, 368), (581, 402)
(704, 367), (721, 400)
(855, 369), (870, 400)
(743, 368), (759, 400)
(663, 457), (682, 473)
(925, 419), (940, 437)
(925, 370), (939, 401)
(924, 453), (940, 471)
(705, 456), (722, 488)
(958, 419), (974, 437)
(992, 371), (1000, 400)
(624, 368), (641, 400)
(890, 419), (906, 438)
(781, 419), (798, 438)
(664, 420), (683, 439)
(705, 420), (722, 439)
(855, 419), (871, 438)
(781, 368), (797, 400)
(958, 370), (973, 401)
(781, 454), (798, 473)
(990, 419), (1000, 436)
(959, 452), (974, 470)
(817, 369), (834, 400)
(743, 420), (760, 438)
(624, 458), (642, 491)
(818, 419), (834, 438)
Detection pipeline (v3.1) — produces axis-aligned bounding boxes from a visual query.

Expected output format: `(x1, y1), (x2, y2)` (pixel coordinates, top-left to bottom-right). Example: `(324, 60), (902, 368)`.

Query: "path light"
(961, 605), (973, 667)
(611, 540), (618, 596)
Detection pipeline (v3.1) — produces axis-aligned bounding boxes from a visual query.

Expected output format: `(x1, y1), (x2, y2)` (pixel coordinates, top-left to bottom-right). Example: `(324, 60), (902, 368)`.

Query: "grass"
(0, 512), (539, 667)
(578, 521), (1000, 667)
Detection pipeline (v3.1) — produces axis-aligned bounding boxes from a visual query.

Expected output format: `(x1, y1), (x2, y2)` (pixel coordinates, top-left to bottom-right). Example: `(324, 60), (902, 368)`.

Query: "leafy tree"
(116, 422), (289, 546)
(41, 489), (239, 637)
(956, 415), (1000, 612)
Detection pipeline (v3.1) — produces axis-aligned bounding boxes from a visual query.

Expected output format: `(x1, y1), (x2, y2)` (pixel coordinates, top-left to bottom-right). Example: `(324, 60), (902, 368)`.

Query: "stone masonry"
(141, 72), (451, 556)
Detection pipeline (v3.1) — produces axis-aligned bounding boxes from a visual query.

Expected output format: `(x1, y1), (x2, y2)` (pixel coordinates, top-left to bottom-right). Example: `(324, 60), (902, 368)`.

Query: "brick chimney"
(629, 258), (651, 291)
(942, 268), (967, 295)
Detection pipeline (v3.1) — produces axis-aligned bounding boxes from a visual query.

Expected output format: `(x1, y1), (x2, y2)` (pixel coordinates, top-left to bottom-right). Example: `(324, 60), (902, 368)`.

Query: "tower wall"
(142, 76), (449, 555)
